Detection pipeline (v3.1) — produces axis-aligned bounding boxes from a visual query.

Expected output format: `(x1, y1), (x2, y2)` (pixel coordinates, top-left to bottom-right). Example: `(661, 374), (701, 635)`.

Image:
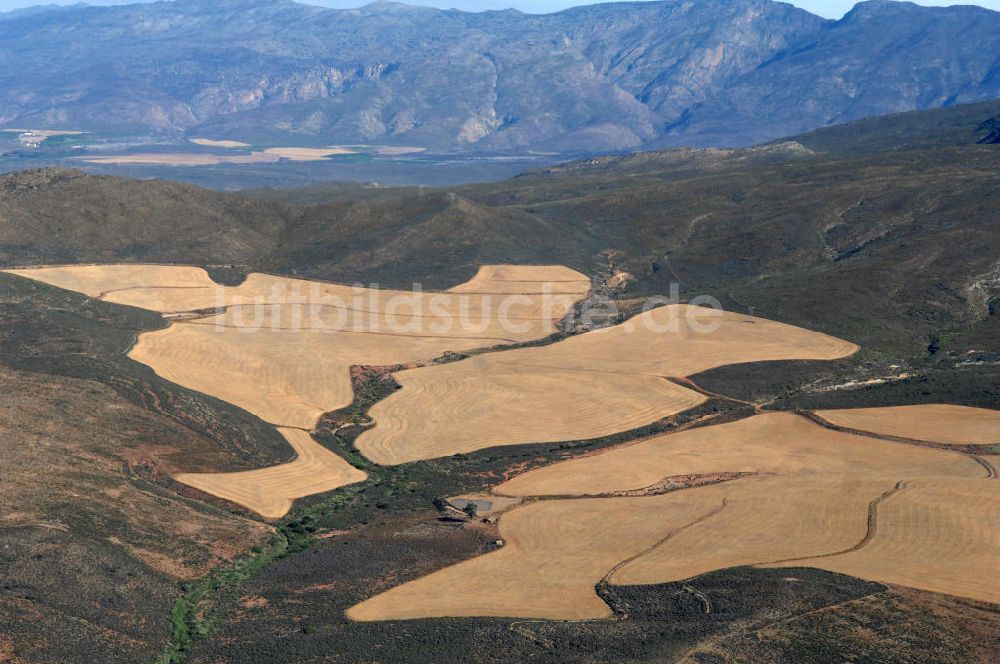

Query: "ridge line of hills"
(1, 0), (998, 154)
(2, 98), (999, 359)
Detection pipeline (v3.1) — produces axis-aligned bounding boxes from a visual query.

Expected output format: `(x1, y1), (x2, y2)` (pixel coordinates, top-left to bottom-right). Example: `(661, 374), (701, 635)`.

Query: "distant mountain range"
(1, 0), (998, 154)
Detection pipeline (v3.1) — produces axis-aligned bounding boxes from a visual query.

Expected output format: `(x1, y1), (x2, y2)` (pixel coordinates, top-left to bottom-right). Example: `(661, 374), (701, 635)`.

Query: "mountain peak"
(0, 0), (998, 155)
(843, 0), (996, 19)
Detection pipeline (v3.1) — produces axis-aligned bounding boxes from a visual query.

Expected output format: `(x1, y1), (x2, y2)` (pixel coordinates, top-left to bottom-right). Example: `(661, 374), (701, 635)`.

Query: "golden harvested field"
(496, 412), (982, 497)
(490, 305), (860, 376)
(346, 490), (724, 622)
(816, 404), (1000, 445)
(447, 264), (592, 294)
(121, 266), (590, 429)
(355, 307), (858, 465)
(130, 322), (519, 428)
(189, 138), (252, 148)
(1, 264), (219, 305)
(6, 263), (590, 517)
(4, 265), (588, 332)
(349, 413), (993, 620)
(175, 428), (367, 520)
(771, 478), (1000, 605)
(358, 366), (706, 464)
(610, 476), (894, 584)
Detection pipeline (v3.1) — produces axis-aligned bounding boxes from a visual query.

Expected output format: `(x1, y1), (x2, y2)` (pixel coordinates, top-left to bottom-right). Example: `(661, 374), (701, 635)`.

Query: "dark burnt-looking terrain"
(0, 277), (291, 662)
(0, 100), (997, 663)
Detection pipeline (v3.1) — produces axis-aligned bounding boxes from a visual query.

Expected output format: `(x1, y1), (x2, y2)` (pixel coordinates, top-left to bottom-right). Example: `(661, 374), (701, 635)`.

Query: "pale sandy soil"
(816, 404), (1000, 445)
(374, 146), (426, 155)
(2, 128), (87, 136)
(448, 493), (524, 517)
(189, 138), (252, 148)
(261, 147), (357, 160)
(76, 145), (358, 166)
(355, 306), (858, 464)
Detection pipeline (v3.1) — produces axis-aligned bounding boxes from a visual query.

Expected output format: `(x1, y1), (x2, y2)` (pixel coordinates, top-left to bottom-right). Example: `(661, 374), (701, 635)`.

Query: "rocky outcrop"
(1, 0), (999, 153)
(978, 117), (1000, 144)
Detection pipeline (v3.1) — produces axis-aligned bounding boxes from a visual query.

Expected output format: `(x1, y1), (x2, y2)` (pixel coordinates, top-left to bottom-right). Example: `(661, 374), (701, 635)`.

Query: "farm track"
(604, 499), (729, 591)
(98, 285), (211, 300)
(512, 472), (758, 502)
(972, 456), (997, 479)
(212, 301), (564, 322)
(179, 319), (520, 344)
(668, 375), (762, 409)
(804, 411), (998, 479)
(758, 480), (911, 566)
(682, 585), (712, 614)
(673, 590), (887, 664)
(804, 410), (992, 453)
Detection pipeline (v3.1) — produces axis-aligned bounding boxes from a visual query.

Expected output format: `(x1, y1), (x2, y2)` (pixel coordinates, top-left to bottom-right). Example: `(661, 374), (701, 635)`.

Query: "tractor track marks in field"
(97, 285), (211, 300)
(604, 499), (729, 590)
(806, 408), (1000, 451)
(805, 410), (998, 479)
(759, 480), (910, 566)
(176, 319), (520, 344)
(972, 456), (997, 479)
(512, 471), (760, 502)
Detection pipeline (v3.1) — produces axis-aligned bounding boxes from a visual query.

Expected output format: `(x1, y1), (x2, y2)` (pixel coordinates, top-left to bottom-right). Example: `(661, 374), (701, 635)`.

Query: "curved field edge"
(345, 411), (994, 622)
(153, 368), (747, 662)
(354, 305), (859, 464)
(4, 263), (592, 519)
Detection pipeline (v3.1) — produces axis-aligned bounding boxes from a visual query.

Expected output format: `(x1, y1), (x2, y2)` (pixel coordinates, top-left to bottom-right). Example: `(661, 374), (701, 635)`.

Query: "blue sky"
(1, 0), (998, 18)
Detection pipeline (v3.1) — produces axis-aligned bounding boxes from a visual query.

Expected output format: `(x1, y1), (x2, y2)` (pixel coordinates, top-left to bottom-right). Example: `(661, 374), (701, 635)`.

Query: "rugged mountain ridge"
(0, 0), (998, 153)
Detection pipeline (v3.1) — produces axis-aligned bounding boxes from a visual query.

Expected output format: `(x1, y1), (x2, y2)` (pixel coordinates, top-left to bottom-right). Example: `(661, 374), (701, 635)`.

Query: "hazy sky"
(1, 0), (998, 18)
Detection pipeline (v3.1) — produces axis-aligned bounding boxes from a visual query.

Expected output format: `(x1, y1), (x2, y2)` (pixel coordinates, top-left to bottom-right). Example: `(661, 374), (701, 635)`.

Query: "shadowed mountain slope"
(1, 99), (999, 360)
(0, 0), (998, 153)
